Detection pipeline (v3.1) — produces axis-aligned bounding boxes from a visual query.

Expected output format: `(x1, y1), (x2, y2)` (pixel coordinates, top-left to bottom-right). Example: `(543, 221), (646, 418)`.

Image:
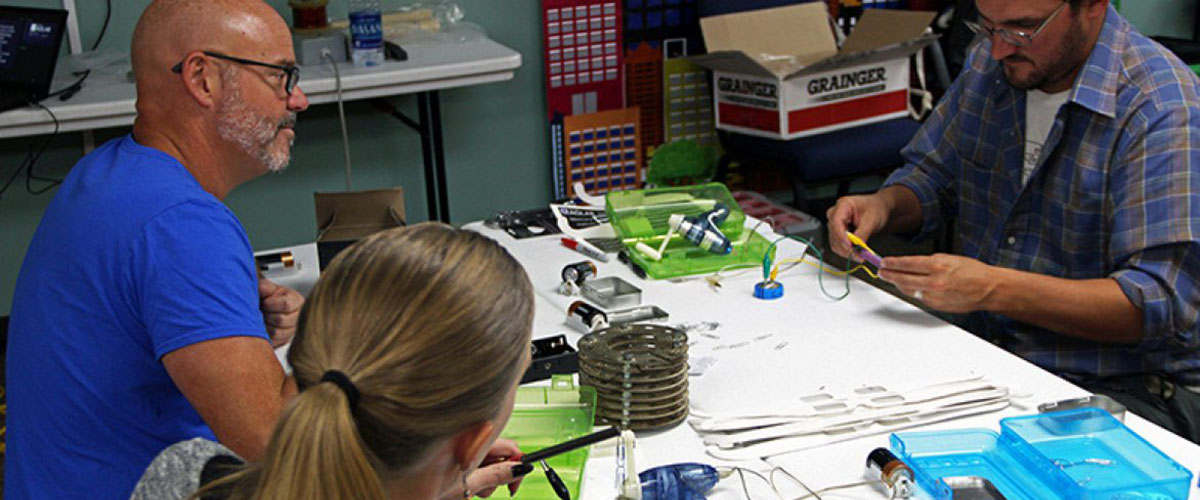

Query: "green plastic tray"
(605, 182), (774, 279)
(501, 376), (598, 499)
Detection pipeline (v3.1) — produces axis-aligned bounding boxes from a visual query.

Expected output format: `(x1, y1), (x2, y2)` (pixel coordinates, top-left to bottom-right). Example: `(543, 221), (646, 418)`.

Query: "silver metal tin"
(1037, 394), (1127, 422)
(581, 276), (642, 309)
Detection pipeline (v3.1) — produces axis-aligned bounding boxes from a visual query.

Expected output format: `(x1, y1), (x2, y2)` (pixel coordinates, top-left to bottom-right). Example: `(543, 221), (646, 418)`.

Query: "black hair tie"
(320, 370), (360, 410)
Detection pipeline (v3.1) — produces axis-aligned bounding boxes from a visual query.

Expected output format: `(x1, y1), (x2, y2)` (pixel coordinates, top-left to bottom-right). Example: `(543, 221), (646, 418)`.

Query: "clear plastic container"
(500, 376), (598, 500)
(891, 430), (1057, 500)
(605, 183), (773, 279)
(891, 409), (1192, 500)
(1001, 408), (1192, 500)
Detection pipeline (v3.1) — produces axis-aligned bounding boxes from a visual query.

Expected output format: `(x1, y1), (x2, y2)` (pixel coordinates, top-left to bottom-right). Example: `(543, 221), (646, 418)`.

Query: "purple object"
(855, 247), (883, 269)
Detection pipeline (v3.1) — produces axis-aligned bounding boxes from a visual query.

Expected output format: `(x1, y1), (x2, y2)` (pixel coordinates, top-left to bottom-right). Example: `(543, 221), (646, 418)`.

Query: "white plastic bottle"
(347, 0), (384, 67)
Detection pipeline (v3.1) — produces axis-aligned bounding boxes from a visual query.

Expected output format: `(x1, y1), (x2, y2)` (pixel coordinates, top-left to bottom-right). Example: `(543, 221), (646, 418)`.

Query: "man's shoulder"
(961, 39), (1000, 84)
(53, 135), (231, 235)
(1116, 27), (1200, 110)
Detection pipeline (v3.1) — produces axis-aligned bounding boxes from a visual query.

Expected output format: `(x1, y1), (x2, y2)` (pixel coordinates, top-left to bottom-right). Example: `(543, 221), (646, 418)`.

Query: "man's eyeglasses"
(171, 51), (300, 96)
(964, 1), (1069, 48)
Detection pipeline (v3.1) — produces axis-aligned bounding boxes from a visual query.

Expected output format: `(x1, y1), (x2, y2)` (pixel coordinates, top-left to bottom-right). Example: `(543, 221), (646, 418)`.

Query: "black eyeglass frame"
(963, 1), (1069, 49)
(171, 50), (300, 96)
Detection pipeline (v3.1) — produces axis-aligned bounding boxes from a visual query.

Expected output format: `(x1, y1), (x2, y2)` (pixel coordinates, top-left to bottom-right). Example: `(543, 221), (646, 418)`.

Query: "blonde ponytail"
(193, 223), (534, 499)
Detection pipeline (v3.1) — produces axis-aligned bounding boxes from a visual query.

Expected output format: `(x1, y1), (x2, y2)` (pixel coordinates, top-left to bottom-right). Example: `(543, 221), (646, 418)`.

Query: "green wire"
(762, 235), (856, 301)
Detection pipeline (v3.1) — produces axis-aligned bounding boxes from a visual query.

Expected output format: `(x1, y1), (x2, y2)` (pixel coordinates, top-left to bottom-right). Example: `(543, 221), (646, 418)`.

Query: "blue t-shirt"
(5, 135), (269, 500)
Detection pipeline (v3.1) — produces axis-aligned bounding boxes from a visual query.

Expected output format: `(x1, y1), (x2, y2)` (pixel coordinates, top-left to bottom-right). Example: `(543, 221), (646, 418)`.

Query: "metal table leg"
(378, 91), (451, 223)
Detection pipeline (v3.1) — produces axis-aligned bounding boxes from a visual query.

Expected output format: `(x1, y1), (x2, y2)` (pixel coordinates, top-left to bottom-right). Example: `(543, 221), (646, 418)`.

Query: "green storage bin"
(606, 183), (774, 279)
(501, 376), (598, 499)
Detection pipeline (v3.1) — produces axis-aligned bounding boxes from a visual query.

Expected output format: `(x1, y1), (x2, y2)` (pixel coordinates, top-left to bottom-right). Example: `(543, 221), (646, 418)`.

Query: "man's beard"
(1002, 18), (1087, 91)
(216, 74), (296, 173)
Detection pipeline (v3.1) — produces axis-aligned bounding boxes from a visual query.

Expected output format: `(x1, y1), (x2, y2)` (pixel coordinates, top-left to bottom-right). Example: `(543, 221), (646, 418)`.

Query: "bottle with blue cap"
(348, 0), (384, 67)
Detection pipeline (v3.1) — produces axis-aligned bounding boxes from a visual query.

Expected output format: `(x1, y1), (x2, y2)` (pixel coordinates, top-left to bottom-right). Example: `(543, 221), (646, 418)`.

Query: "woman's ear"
(452, 421), (498, 469)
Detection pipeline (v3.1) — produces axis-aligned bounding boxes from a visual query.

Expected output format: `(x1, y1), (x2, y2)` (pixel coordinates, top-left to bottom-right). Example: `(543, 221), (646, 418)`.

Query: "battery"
(561, 261), (597, 285)
(255, 251), (295, 272)
(567, 300), (609, 331)
(866, 447), (913, 499)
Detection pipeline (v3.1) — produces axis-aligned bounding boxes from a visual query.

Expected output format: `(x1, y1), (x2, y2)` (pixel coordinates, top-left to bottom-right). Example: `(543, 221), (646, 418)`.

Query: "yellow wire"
(772, 256), (879, 280)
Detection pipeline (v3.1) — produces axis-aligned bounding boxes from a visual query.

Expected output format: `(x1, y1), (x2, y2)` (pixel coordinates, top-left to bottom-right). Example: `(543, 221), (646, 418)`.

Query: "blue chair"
(699, 0), (925, 214)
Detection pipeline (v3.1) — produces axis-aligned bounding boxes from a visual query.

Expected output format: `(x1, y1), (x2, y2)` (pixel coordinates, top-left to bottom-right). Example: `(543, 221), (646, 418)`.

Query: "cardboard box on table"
(690, 3), (937, 140)
(313, 187), (406, 270)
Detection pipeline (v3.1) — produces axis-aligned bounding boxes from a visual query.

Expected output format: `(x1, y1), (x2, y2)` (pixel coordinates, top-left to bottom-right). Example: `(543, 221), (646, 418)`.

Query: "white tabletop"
(464, 221), (1200, 500)
(0, 36), (521, 139)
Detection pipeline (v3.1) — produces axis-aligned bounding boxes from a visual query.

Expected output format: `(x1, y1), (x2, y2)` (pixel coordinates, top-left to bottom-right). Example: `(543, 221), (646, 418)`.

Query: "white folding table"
(0, 37), (522, 223)
(464, 221), (1200, 500)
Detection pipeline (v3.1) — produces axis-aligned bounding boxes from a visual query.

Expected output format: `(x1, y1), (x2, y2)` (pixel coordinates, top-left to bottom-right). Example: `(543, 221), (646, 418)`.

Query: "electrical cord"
(727, 465), (875, 500)
(770, 467), (873, 500)
(45, 69), (90, 101)
(321, 49), (354, 190)
(38, 0), (112, 107)
(91, 0), (112, 51)
(700, 217), (774, 289)
(759, 234), (876, 301)
(25, 103), (63, 194)
(697, 217), (875, 297)
(0, 103), (62, 201)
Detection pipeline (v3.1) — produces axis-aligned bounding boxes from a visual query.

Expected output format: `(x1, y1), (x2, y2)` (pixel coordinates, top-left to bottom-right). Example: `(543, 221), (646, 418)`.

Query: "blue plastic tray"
(892, 409), (1192, 500)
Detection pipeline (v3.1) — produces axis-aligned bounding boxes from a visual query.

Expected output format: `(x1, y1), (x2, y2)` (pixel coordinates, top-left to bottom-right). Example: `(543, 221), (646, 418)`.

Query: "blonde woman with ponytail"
(131, 223), (536, 500)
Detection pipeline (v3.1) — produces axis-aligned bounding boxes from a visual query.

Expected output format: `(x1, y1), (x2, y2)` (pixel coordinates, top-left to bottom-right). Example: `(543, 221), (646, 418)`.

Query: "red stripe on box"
(718, 102), (779, 133)
(787, 90), (908, 134)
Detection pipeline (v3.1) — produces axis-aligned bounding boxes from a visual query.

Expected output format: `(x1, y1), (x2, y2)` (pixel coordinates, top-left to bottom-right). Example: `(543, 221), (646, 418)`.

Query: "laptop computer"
(0, 6), (68, 113)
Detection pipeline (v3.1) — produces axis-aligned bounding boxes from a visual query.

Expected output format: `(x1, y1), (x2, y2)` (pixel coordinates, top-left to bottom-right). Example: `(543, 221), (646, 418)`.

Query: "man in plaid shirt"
(829, 0), (1200, 440)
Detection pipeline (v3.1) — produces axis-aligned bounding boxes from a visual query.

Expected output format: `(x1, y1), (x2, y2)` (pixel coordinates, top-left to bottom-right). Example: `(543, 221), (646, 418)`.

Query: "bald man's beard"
(216, 75), (296, 173)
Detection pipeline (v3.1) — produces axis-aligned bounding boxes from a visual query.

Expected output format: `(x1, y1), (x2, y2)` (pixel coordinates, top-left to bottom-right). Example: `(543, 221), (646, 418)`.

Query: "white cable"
(725, 465), (876, 500)
(322, 49), (353, 190)
(908, 29), (934, 121)
(770, 467), (874, 500)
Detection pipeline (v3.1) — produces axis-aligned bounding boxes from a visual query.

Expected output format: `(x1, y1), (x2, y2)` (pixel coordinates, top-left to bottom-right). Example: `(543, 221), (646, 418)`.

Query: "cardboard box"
(691, 4), (936, 140)
(314, 187), (405, 269)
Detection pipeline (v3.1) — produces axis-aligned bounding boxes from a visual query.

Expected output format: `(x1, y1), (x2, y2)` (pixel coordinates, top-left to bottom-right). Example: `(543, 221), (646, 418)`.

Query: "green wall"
(0, 0), (551, 315)
(1119, 0), (1196, 38)
(0, 0), (1196, 315)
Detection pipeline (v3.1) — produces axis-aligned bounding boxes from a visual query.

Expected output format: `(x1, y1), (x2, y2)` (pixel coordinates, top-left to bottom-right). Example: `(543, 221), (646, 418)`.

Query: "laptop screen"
(0, 6), (68, 100)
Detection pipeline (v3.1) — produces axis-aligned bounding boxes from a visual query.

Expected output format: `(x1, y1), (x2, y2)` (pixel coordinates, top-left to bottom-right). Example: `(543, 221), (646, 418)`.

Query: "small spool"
(753, 280), (784, 300)
(865, 447), (914, 499)
(568, 300), (609, 331)
(561, 261), (598, 285)
(288, 0), (329, 30)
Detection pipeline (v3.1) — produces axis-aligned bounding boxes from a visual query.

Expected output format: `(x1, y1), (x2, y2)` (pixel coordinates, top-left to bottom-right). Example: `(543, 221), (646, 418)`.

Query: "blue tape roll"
(754, 280), (784, 300)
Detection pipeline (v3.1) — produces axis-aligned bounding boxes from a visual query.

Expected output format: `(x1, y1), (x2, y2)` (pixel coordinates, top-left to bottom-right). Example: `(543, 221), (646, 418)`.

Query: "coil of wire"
(578, 323), (689, 430)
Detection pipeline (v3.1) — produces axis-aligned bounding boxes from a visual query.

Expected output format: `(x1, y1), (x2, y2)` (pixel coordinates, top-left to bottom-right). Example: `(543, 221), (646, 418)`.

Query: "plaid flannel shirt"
(885, 6), (1200, 384)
